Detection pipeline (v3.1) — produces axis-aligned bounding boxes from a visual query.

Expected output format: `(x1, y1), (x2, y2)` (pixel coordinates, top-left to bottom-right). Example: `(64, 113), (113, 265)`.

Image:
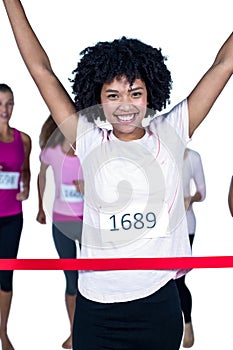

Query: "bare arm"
(228, 176), (233, 217)
(183, 149), (206, 210)
(188, 32), (233, 136)
(36, 161), (49, 224)
(191, 151), (206, 204)
(16, 131), (31, 201)
(2, 0), (77, 143)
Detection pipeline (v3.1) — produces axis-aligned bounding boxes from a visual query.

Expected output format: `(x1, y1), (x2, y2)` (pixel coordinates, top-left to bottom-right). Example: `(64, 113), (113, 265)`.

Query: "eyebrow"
(104, 86), (144, 93)
(0, 99), (14, 103)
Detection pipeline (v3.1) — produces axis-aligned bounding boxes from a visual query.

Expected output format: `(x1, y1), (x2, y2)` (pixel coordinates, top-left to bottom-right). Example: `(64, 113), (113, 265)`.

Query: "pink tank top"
(0, 128), (25, 217)
(40, 144), (84, 222)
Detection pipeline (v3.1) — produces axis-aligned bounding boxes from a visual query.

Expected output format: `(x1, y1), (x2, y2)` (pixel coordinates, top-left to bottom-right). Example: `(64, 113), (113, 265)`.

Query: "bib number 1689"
(109, 212), (156, 231)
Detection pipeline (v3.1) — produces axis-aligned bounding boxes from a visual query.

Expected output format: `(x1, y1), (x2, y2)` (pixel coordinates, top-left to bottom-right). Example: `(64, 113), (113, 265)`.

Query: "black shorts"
(73, 279), (183, 350)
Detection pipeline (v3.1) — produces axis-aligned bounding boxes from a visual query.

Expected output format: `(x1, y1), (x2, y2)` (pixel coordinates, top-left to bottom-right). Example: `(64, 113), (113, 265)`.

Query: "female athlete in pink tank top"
(36, 115), (83, 349)
(0, 83), (31, 350)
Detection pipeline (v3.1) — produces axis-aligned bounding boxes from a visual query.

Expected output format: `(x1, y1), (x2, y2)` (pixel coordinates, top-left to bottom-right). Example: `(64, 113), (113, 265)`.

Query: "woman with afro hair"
(2, 1), (233, 349)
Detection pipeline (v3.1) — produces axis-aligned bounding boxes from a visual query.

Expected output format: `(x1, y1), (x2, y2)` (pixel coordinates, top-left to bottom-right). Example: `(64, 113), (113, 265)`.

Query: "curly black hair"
(70, 36), (172, 122)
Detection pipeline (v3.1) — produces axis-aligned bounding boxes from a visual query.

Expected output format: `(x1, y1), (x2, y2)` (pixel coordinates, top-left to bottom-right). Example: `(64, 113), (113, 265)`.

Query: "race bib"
(100, 202), (169, 244)
(60, 184), (83, 203)
(0, 171), (20, 189)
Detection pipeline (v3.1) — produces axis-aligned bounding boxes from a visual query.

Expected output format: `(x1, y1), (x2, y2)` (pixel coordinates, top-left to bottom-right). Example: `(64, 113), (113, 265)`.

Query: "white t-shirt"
(183, 148), (206, 234)
(75, 98), (191, 303)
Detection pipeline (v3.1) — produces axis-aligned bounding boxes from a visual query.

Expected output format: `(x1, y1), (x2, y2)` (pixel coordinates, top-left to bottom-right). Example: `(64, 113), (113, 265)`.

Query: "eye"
(106, 93), (119, 100)
(131, 91), (143, 98)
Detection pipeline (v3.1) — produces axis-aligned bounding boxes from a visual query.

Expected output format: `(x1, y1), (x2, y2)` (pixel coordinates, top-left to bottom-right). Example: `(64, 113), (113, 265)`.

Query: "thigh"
(129, 279), (183, 350)
(73, 279), (183, 350)
(53, 220), (82, 242)
(52, 222), (77, 259)
(52, 223), (79, 295)
(0, 213), (23, 258)
(0, 213), (23, 291)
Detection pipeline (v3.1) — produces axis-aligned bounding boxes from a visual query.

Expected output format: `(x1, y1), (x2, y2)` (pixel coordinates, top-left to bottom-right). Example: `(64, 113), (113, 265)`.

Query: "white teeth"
(117, 114), (134, 121)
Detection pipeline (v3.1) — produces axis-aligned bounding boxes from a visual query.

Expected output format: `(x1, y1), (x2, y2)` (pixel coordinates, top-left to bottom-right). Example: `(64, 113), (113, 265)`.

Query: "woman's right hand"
(36, 209), (46, 224)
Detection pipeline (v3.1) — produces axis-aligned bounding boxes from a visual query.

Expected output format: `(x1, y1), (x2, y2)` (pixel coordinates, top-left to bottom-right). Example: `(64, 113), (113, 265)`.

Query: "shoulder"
(20, 131), (31, 143)
(40, 145), (61, 162)
(150, 99), (188, 125)
(188, 149), (201, 162)
(149, 98), (189, 144)
(19, 131), (32, 152)
(163, 98), (188, 119)
(76, 115), (110, 157)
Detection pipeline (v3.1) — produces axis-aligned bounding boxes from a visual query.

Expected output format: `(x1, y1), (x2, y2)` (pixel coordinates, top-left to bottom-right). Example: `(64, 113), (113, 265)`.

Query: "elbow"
(200, 193), (206, 202)
(196, 190), (206, 202)
(228, 200), (233, 217)
(213, 49), (233, 74)
(29, 62), (54, 82)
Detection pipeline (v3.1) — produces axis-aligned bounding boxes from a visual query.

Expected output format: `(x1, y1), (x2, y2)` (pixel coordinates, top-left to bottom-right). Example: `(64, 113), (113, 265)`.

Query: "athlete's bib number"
(109, 212), (156, 231)
(0, 172), (20, 189)
(100, 209), (157, 243)
(60, 184), (83, 203)
(99, 202), (170, 243)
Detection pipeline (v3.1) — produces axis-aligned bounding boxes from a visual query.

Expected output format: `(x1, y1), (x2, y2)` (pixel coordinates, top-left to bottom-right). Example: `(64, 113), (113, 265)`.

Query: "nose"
(118, 103), (132, 112)
(0, 104), (7, 113)
(118, 95), (134, 112)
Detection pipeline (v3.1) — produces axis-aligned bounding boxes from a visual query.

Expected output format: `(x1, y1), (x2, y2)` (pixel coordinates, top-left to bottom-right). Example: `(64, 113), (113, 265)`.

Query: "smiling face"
(100, 77), (148, 141)
(0, 90), (14, 125)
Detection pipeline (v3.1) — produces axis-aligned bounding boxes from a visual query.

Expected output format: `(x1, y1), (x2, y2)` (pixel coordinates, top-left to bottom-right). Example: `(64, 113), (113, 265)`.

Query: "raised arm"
(188, 32), (233, 136)
(2, 0), (77, 142)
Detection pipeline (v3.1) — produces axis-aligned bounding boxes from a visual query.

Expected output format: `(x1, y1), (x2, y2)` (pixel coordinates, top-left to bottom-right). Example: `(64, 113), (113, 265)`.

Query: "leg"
(62, 294), (77, 349)
(183, 322), (194, 348)
(52, 222), (80, 349)
(175, 276), (194, 348)
(0, 213), (23, 350)
(0, 290), (14, 350)
(175, 275), (192, 323)
(175, 234), (195, 348)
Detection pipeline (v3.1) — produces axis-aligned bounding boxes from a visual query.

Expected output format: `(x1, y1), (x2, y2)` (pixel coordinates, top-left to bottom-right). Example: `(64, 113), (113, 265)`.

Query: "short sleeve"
(75, 114), (108, 162)
(162, 98), (190, 145)
(39, 148), (53, 165)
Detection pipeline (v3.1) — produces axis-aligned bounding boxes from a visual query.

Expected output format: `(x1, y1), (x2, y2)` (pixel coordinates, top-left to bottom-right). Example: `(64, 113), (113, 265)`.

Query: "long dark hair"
(39, 115), (64, 149)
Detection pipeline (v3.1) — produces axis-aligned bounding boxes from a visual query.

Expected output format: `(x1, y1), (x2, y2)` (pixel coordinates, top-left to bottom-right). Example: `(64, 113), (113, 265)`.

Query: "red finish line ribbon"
(0, 257), (233, 270)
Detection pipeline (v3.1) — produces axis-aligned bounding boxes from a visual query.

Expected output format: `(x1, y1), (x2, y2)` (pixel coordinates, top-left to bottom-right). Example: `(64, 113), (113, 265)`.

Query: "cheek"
(102, 104), (115, 120)
(137, 96), (148, 108)
(8, 106), (14, 114)
(135, 100), (148, 118)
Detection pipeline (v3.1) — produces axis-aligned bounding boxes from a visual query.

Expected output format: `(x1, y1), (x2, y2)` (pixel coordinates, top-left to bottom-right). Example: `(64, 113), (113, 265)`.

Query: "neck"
(0, 125), (13, 142)
(62, 140), (75, 156)
(113, 127), (145, 141)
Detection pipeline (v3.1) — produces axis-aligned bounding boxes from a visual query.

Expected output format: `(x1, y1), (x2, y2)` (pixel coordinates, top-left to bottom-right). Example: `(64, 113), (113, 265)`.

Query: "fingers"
(16, 190), (29, 201)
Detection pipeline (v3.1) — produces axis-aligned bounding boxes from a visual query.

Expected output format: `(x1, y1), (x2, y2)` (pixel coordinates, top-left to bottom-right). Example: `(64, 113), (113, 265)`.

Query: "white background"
(1, 0), (233, 349)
